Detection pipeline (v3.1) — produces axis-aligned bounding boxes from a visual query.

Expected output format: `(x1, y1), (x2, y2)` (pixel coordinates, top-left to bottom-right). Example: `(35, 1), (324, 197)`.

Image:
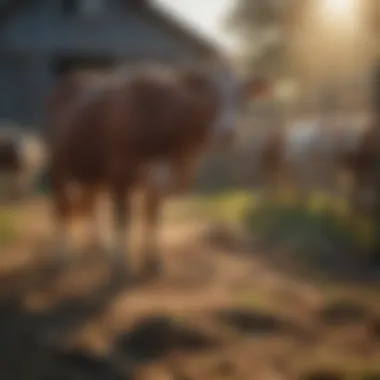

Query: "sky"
(152, 0), (237, 52)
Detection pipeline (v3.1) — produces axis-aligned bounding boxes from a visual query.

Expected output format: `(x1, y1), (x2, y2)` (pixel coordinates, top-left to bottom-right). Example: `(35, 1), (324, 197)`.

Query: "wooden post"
(372, 63), (380, 260)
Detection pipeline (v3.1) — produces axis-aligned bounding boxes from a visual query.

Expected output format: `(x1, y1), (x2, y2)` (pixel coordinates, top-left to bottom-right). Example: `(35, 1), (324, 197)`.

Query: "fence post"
(372, 63), (380, 260)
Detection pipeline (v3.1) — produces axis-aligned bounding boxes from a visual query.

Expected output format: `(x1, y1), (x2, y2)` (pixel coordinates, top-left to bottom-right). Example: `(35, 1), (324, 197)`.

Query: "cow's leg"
(80, 187), (104, 252)
(139, 157), (199, 278)
(172, 154), (202, 194)
(141, 184), (163, 277)
(110, 183), (132, 272)
(139, 162), (175, 277)
(262, 162), (280, 203)
(51, 180), (73, 264)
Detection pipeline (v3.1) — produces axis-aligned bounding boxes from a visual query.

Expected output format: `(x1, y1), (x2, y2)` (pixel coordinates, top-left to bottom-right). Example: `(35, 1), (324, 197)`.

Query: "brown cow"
(334, 113), (377, 213)
(260, 127), (287, 193)
(46, 61), (267, 277)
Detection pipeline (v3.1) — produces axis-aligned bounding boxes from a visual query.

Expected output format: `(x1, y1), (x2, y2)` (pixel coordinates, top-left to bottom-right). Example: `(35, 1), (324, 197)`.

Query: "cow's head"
(208, 61), (270, 149)
(178, 61), (270, 150)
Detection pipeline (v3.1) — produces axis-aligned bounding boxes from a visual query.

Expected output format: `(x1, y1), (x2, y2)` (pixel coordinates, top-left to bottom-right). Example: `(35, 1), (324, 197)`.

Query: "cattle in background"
(247, 126), (287, 197)
(334, 112), (376, 213)
(248, 116), (339, 200)
(0, 126), (46, 202)
(249, 111), (377, 213)
(47, 61), (267, 277)
(284, 117), (338, 195)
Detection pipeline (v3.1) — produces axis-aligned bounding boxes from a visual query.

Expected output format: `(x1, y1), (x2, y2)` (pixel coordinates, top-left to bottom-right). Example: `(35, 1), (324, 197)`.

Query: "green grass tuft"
(241, 191), (375, 269)
(0, 209), (20, 246)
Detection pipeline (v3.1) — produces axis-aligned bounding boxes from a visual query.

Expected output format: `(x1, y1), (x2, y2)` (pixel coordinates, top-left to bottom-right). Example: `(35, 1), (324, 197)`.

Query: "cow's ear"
(241, 77), (271, 102)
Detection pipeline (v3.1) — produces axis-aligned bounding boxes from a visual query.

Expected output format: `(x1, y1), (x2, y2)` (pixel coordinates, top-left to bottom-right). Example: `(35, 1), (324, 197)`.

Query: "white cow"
(0, 124), (46, 202)
(246, 112), (372, 198)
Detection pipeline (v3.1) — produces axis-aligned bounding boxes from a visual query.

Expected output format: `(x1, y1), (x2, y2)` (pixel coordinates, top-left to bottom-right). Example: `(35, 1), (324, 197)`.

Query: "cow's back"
(105, 67), (218, 161)
(47, 65), (219, 187)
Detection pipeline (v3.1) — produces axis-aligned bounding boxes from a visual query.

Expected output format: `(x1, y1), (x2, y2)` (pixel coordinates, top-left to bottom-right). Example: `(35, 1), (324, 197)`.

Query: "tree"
(226, 0), (306, 78)
(228, 0), (380, 111)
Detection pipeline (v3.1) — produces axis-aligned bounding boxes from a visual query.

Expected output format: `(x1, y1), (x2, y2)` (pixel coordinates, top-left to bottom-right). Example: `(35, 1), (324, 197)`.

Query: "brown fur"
(261, 128), (285, 176)
(46, 63), (264, 275)
(336, 117), (377, 214)
(0, 136), (21, 173)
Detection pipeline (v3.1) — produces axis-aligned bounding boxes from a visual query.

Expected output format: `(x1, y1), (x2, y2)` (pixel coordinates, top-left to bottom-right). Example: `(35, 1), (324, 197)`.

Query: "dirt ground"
(2, 196), (380, 380)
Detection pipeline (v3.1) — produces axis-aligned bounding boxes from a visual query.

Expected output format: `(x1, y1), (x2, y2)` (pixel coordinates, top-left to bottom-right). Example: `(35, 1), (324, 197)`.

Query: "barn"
(0, 0), (219, 129)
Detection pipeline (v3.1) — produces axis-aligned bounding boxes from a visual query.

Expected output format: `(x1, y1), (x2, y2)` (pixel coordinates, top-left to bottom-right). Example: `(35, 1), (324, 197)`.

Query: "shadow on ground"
(3, 226), (380, 379)
(0, 259), (133, 379)
(0, 255), (227, 380)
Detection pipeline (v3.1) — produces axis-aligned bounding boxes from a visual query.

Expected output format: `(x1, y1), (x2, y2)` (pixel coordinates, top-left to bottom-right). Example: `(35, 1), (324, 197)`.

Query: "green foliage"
(243, 192), (374, 263)
(226, 0), (281, 32)
(226, 0), (300, 76)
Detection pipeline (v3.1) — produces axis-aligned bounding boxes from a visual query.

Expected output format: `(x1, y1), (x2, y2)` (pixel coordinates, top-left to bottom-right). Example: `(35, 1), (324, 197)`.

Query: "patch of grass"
(197, 189), (255, 225)
(243, 192), (374, 259)
(163, 190), (254, 225)
(0, 208), (20, 246)
(175, 190), (374, 259)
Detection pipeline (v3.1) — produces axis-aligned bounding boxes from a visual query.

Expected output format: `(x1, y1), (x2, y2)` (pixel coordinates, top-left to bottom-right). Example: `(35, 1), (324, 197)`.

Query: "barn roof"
(0, 0), (220, 58)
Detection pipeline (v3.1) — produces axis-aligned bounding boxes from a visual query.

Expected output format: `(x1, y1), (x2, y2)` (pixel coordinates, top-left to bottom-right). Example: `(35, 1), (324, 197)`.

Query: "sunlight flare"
(317, 0), (360, 30)
(322, 0), (356, 16)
